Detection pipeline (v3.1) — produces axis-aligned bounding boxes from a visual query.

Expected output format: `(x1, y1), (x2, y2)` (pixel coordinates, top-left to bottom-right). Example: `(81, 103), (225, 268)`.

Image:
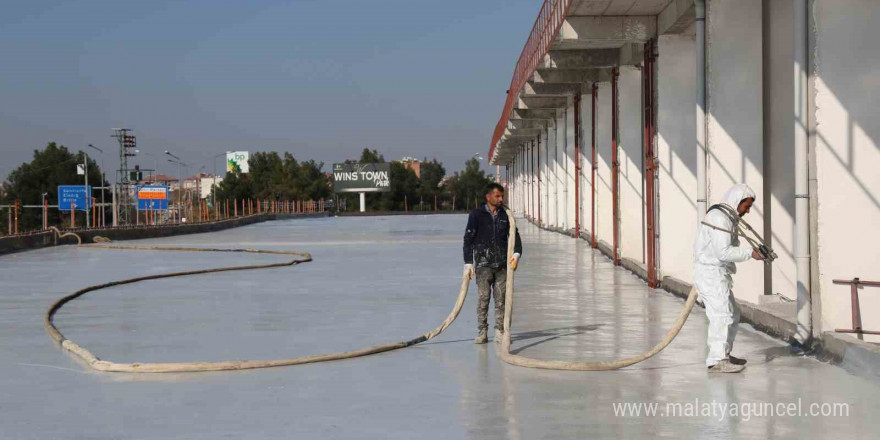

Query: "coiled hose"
(44, 215), (696, 373)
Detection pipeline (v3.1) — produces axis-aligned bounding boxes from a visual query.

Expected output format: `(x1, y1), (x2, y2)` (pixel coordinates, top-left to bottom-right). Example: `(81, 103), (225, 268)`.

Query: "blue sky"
(0, 0), (542, 180)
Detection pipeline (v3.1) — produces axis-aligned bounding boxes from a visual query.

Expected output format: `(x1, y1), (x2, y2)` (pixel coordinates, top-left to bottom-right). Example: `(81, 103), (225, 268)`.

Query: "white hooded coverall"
(693, 184), (756, 367)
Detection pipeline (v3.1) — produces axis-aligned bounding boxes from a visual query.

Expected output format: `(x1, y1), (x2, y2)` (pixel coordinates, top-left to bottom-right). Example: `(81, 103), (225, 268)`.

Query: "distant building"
(399, 157), (421, 179)
(199, 175), (223, 199)
(141, 174), (179, 190)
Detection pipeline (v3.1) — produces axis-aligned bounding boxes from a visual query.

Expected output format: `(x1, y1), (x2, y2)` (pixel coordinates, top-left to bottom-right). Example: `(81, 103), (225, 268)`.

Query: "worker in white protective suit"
(693, 184), (764, 373)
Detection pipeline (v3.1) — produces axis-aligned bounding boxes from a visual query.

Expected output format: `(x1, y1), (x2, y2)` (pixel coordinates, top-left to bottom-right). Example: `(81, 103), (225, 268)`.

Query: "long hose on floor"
(45, 216), (696, 373)
(495, 209), (699, 370)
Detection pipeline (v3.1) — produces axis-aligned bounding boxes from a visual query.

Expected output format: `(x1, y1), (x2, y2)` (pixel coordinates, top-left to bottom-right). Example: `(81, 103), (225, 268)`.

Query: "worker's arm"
(513, 229), (523, 258)
(463, 211), (477, 265)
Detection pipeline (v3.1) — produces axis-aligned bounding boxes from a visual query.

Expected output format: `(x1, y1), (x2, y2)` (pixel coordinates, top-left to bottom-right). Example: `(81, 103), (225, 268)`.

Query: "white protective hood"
(720, 184), (756, 211)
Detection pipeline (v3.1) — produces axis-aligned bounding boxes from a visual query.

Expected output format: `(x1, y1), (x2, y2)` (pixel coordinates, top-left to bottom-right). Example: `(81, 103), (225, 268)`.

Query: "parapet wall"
(0, 212), (329, 256)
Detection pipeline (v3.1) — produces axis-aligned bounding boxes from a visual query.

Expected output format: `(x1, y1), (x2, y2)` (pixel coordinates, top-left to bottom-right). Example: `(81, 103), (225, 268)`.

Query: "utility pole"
(111, 129), (137, 225)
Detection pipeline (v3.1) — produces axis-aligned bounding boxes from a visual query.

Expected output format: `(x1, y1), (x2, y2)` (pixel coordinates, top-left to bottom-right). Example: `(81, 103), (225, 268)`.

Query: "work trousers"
(694, 265), (741, 367)
(475, 267), (507, 333)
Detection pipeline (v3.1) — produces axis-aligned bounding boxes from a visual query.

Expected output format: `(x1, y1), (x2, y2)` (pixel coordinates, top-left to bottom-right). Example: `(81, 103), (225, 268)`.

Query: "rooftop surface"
(1, 215), (876, 439)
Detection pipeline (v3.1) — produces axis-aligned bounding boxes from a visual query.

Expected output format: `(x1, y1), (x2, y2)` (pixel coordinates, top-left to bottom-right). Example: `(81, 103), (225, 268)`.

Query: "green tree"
(213, 151), (331, 204)
(296, 160), (332, 201)
(2, 142), (108, 231)
(417, 158), (447, 209)
(356, 148), (384, 164)
(450, 158), (492, 211)
(213, 170), (254, 202)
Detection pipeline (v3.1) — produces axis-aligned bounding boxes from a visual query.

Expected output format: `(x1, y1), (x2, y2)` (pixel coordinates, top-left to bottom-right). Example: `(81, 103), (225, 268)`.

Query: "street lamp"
(165, 150), (180, 160)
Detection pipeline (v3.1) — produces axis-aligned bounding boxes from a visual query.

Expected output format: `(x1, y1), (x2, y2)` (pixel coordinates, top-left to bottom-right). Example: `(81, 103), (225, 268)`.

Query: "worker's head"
(722, 184), (757, 218)
(485, 183), (505, 208)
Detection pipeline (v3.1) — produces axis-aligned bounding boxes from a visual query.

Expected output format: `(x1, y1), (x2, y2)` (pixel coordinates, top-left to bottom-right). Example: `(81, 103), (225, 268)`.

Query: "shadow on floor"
(509, 325), (602, 354)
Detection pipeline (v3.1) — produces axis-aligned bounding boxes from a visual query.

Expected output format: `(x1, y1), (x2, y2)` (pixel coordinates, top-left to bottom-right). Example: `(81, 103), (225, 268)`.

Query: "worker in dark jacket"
(463, 182), (523, 344)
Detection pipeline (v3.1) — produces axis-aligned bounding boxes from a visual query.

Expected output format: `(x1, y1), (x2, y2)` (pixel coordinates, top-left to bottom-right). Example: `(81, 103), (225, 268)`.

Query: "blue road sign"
(57, 185), (92, 211)
(136, 185), (169, 211)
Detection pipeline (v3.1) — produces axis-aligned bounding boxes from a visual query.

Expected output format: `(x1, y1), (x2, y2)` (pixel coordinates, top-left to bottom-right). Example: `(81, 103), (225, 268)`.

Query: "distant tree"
(213, 151), (331, 204)
(417, 158), (447, 207)
(450, 157), (492, 211)
(2, 142), (107, 231)
(296, 160), (332, 200)
(359, 148), (385, 164)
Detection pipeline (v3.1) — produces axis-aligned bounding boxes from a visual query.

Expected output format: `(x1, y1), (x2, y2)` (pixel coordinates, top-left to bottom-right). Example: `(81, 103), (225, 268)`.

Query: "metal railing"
(833, 278), (880, 337)
(489, 0), (573, 162)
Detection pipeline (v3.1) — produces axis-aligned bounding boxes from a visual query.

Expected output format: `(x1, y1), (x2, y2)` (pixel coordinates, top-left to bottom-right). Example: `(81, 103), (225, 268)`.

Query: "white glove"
(509, 253), (521, 270)
(464, 263), (475, 279)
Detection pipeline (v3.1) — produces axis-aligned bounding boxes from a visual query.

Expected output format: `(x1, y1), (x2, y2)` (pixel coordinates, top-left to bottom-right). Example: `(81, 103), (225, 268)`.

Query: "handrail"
(833, 278), (880, 337)
(489, 0), (573, 163)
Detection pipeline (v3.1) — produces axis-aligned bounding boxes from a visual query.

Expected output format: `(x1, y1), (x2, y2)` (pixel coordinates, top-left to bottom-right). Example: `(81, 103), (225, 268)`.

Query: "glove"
(509, 253), (521, 271)
(464, 263), (475, 279)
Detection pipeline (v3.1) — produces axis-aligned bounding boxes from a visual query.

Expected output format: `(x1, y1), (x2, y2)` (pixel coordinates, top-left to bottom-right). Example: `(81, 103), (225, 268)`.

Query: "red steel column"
(573, 92), (581, 238)
(612, 67), (620, 265)
(644, 39), (659, 287)
(591, 83), (598, 248)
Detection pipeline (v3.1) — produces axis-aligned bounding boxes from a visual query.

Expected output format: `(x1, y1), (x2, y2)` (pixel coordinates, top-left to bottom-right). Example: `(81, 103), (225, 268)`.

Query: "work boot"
(475, 329), (488, 344)
(708, 359), (745, 373)
(728, 355), (747, 365)
(494, 329), (503, 344)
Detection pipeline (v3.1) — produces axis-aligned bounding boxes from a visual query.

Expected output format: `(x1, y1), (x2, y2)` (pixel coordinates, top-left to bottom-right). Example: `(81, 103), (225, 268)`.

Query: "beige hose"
(46, 213), (696, 373)
(493, 209), (699, 370)
(46, 241), (472, 373)
(48, 226), (82, 245)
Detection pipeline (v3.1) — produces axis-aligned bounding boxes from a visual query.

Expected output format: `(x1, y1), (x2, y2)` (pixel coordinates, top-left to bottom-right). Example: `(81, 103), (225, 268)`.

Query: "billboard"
(333, 163), (391, 193)
(57, 185), (92, 211)
(227, 151), (249, 173)
(136, 185), (169, 211)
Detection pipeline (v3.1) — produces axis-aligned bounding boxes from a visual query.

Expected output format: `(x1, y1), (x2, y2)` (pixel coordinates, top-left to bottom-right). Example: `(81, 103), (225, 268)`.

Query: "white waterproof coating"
(693, 184), (756, 367)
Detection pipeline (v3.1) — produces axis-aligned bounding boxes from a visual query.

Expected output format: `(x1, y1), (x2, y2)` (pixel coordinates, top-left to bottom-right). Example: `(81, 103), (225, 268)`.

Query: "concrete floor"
(0, 215), (877, 439)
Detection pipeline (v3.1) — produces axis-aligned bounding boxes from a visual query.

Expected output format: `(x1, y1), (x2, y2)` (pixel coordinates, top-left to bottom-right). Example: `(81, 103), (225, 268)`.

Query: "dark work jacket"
(463, 204), (523, 269)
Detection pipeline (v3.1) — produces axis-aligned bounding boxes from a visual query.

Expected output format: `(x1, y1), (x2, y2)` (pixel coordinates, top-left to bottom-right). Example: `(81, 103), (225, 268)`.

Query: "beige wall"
(707, 0), (765, 304)
(580, 91), (593, 237)
(764, 0), (797, 300)
(618, 66), (645, 263)
(813, 0), (880, 342)
(565, 96), (578, 231)
(657, 33), (698, 284)
(596, 81), (614, 246)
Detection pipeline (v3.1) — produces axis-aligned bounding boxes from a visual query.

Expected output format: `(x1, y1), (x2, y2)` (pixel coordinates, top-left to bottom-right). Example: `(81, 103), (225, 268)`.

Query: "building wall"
(596, 82), (614, 245)
(812, 0), (880, 342)
(707, 0), (765, 304)
(545, 119), (559, 226)
(555, 108), (566, 228)
(618, 66), (645, 263)
(565, 96), (577, 231)
(657, 33), (698, 284)
(580, 90), (593, 236)
(531, 139), (536, 220)
(764, 0), (797, 300)
(538, 130), (547, 225)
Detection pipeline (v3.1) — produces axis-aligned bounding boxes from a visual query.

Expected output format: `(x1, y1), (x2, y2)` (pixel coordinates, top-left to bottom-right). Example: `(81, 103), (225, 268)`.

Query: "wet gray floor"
(1, 215), (877, 439)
